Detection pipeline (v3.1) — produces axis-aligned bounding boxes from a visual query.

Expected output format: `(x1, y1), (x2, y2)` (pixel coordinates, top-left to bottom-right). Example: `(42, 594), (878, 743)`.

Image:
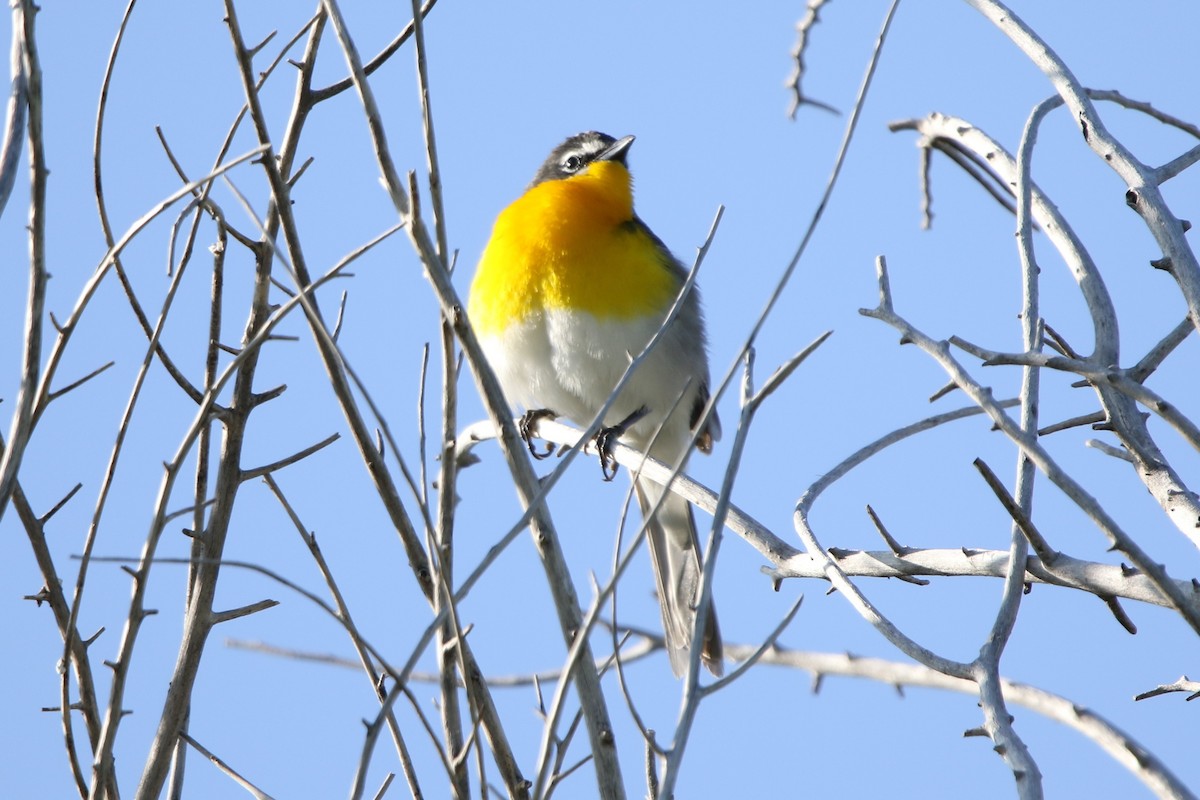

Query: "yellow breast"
(469, 161), (677, 335)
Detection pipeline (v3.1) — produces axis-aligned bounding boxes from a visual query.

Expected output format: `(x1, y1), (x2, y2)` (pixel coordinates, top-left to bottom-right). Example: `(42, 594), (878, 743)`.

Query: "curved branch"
(861, 261), (1200, 636)
(891, 109), (1200, 551)
(0, 0), (46, 527)
(962, 0), (1200, 336)
(731, 645), (1197, 800)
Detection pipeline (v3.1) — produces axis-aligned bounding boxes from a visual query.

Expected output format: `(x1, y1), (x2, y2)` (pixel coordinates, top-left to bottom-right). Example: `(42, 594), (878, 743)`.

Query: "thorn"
(866, 505), (909, 555)
(40, 482), (83, 524)
(1102, 594), (1137, 634)
(533, 674), (546, 716)
(928, 381), (958, 403)
(23, 587), (51, 606)
(288, 156), (315, 189)
(250, 384), (287, 407)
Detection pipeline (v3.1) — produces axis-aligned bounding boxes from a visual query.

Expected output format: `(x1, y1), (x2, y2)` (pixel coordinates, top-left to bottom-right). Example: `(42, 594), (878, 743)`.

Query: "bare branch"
(239, 433), (340, 482)
(728, 646), (1196, 800)
(0, 0), (47, 527)
(1134, 676), (1200, 703)
(210, 600), (279, 626)
(784, 0), (838, 118)
(963, 0), (1200, 335)
(974, 458), (1059, 566)
(179, 733), (276, 800)
(862, 284), (1200, 635)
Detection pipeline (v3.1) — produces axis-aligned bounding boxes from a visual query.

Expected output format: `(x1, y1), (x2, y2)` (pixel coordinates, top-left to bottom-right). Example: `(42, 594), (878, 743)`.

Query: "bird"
(468, 131), (724, 676)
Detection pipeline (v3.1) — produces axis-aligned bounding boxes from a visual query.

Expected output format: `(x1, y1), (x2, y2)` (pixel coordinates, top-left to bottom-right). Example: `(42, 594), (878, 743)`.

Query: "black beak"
(596, 134), (635, 164)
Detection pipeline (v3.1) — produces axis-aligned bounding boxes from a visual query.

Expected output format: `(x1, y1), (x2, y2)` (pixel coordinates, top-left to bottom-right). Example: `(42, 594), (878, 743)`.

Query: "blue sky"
(1, 2), (1198, 798)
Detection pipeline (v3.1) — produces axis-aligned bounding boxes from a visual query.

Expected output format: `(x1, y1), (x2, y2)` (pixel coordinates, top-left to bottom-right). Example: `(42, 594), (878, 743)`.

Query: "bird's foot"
(593, 406), (648, 482)
(519, 409), (558, 460)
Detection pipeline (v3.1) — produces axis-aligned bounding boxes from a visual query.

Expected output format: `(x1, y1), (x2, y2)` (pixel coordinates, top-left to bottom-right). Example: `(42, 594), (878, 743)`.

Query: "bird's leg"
(593, 406), (648, 482)
(519, 409), (559, 460)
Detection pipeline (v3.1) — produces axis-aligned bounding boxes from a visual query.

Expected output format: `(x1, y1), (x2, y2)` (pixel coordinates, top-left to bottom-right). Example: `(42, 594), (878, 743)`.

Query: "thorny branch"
(5, 3), (1199, 800)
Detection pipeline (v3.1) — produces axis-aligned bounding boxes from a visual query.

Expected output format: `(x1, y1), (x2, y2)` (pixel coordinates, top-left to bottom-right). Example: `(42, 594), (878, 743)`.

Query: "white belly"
(479, 308), (702, 459)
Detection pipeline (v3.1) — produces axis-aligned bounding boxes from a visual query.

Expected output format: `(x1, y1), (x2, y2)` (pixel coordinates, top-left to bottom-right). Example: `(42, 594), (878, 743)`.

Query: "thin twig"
(239, 433), (340, 482)
(0, 0), (47, 528)
(727, 645), (1196, 800)
(179, 733), (275, 800)
(785, 0), (838, 118)
(863, 279), (1200, 636)
(262, 474), (431, 792)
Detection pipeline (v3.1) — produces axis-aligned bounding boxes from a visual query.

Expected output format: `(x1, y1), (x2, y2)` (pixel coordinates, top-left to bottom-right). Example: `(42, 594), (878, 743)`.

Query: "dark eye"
(563, 154), (583, 172)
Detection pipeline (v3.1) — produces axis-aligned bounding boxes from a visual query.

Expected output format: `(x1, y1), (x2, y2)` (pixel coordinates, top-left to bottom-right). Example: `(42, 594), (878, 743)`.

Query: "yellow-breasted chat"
(468, 131), (723, 676)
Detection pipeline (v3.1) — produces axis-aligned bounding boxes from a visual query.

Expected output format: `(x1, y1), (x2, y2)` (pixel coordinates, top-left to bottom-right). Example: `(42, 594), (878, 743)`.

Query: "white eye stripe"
(531, 133), (618, 186)
(560, 141), (611, 174)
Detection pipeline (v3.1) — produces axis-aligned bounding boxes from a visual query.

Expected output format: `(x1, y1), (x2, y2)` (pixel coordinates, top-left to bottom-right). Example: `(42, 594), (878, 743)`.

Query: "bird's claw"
(519, 409), (558, 460)
(591, 406), (648, 482)
(595, 428), (620, 481)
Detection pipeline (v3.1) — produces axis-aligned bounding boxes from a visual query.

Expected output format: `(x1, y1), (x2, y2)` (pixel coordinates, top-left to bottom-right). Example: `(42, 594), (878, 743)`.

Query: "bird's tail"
(634, 475), (723, 677)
